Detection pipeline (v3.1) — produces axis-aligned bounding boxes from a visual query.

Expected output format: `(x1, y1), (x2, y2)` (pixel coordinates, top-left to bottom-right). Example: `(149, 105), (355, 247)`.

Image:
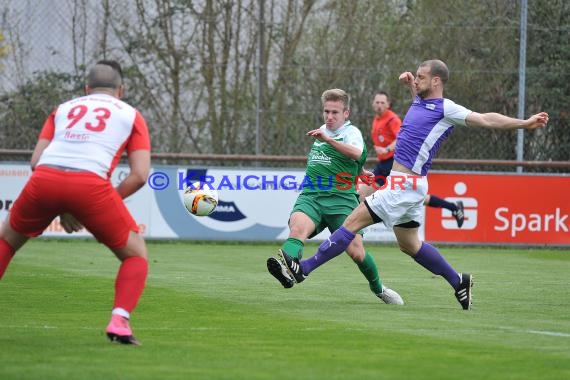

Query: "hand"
(399, 71), (414, 86)
(360, 168), (375, 181)
(59, 213), (83, 233)
(375, 146), (389, 155)
(525, 112), (549, 130)
(306, 129), (329, 142)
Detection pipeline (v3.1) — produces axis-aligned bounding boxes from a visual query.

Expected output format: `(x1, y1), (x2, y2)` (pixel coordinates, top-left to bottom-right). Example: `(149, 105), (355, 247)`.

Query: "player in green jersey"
(266, 88), (403, 305)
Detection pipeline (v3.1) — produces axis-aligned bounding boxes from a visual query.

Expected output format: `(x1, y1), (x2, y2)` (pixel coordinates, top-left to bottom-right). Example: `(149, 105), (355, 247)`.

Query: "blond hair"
(321, 89), (350, 110)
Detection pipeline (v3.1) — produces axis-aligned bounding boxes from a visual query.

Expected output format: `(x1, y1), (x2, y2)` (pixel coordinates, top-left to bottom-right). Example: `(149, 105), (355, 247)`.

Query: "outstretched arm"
(306, 129), (362, 160)
(399, 71), (416, 99)
(466, 111), (549, 130)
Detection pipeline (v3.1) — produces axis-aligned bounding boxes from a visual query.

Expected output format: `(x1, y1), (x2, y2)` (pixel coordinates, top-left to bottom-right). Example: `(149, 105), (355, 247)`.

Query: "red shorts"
(9, 166), (139, 249)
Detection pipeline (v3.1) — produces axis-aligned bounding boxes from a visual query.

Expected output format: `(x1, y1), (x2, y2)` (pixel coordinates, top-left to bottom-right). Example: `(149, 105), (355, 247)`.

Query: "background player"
(0, 60), (151, 345)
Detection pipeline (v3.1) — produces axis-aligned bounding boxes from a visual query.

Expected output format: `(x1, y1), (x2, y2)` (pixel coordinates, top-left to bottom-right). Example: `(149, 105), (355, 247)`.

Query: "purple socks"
(297, 229), (460, 290)
(413, 242), (460, 289)
(301, 226), (355, 275)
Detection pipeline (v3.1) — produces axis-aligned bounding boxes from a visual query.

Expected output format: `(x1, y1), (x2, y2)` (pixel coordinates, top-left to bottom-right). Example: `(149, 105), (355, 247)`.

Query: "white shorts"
(364, 170), (428, 228)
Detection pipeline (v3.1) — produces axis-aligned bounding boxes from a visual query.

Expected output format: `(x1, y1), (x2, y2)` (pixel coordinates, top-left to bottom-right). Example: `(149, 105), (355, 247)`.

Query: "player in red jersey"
(0, 60), (151, 345)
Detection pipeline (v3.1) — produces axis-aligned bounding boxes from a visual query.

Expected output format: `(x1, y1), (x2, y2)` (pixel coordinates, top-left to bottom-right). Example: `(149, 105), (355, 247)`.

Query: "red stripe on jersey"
(39, 108), (58, 140)
(127, 111), (151, 152)
(107, 110), (151, 179)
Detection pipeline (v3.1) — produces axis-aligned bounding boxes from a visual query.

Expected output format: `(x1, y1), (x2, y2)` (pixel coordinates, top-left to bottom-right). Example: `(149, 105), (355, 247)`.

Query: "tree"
(0, 31), (8, 69)
(523, 0), (570, 166)
(0, 71), (82, 149)
(108, 0), (318, 155)
(0, 0), (567, 169)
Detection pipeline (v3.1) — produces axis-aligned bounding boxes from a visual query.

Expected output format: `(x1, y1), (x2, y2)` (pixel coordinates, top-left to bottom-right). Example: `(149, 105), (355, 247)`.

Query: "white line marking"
(527, 330), (570, 337)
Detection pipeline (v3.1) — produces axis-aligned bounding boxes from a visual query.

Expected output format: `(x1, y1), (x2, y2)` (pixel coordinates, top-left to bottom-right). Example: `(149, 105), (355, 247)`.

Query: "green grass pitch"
(0, 239), (569, 379)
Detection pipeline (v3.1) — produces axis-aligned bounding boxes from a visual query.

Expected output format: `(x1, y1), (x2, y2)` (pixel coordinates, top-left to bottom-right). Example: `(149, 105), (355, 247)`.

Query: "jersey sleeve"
(357, 145), (368, 172)
(126, 111), (151, 153)
(38, 109), (57, 140)
(443, 99), (472, 127)
(343, 126), (364, 152)
(390, 115), (402, 136)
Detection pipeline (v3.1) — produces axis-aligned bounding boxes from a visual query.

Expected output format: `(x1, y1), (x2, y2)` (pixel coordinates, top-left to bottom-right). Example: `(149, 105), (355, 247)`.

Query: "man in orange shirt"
(371, 91), (400, 187)
(368, 91), (465, 227)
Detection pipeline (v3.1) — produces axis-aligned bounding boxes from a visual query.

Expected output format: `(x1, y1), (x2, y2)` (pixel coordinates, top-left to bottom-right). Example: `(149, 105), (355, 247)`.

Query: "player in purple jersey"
(277, 59), (549, 310)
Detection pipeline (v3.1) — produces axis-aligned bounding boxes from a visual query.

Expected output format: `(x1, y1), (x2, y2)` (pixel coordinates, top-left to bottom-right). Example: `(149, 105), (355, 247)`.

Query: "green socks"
(281, 238), (304, 259)
(282, 240), (383, 294)
(356, 251), (383, 294)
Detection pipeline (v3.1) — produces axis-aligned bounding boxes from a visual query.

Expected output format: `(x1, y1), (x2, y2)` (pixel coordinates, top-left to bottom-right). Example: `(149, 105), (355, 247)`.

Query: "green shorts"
(291, 191), (363, 238)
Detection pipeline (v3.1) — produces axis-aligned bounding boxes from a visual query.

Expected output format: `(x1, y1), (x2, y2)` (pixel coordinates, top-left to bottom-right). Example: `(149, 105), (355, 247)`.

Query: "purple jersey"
(394, 96), (471, 175)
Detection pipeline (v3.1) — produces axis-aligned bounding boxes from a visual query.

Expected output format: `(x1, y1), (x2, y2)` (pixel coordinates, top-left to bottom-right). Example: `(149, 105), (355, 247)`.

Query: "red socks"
(113, 256), (148, 313)
(0, 239), (16, 280)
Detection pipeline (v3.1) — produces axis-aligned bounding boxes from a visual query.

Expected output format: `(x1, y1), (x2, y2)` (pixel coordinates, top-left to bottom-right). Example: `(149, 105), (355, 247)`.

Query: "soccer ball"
(182, 182), (219, 216)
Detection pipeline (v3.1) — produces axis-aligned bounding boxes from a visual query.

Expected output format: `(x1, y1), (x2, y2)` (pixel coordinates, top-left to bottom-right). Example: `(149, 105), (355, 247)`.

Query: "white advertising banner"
(0, 163), (404, 242)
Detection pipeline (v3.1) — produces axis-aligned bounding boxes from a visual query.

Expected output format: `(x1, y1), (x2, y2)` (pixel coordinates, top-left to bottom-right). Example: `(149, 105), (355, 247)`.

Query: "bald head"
(87, 60), (123, 90)
(420, 59), (449, 85)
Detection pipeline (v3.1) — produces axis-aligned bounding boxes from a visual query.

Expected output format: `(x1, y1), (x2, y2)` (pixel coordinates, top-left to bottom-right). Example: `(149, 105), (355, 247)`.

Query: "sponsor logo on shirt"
(308, 151), (331, 165)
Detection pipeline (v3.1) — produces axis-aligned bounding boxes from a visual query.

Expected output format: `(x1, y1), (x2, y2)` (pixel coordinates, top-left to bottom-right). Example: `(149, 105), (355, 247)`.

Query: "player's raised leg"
(296, 203), (373, 277)
(267, 252), (295, 288)
(425, 195), (464, 228)
(267, 211), (313, 288)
